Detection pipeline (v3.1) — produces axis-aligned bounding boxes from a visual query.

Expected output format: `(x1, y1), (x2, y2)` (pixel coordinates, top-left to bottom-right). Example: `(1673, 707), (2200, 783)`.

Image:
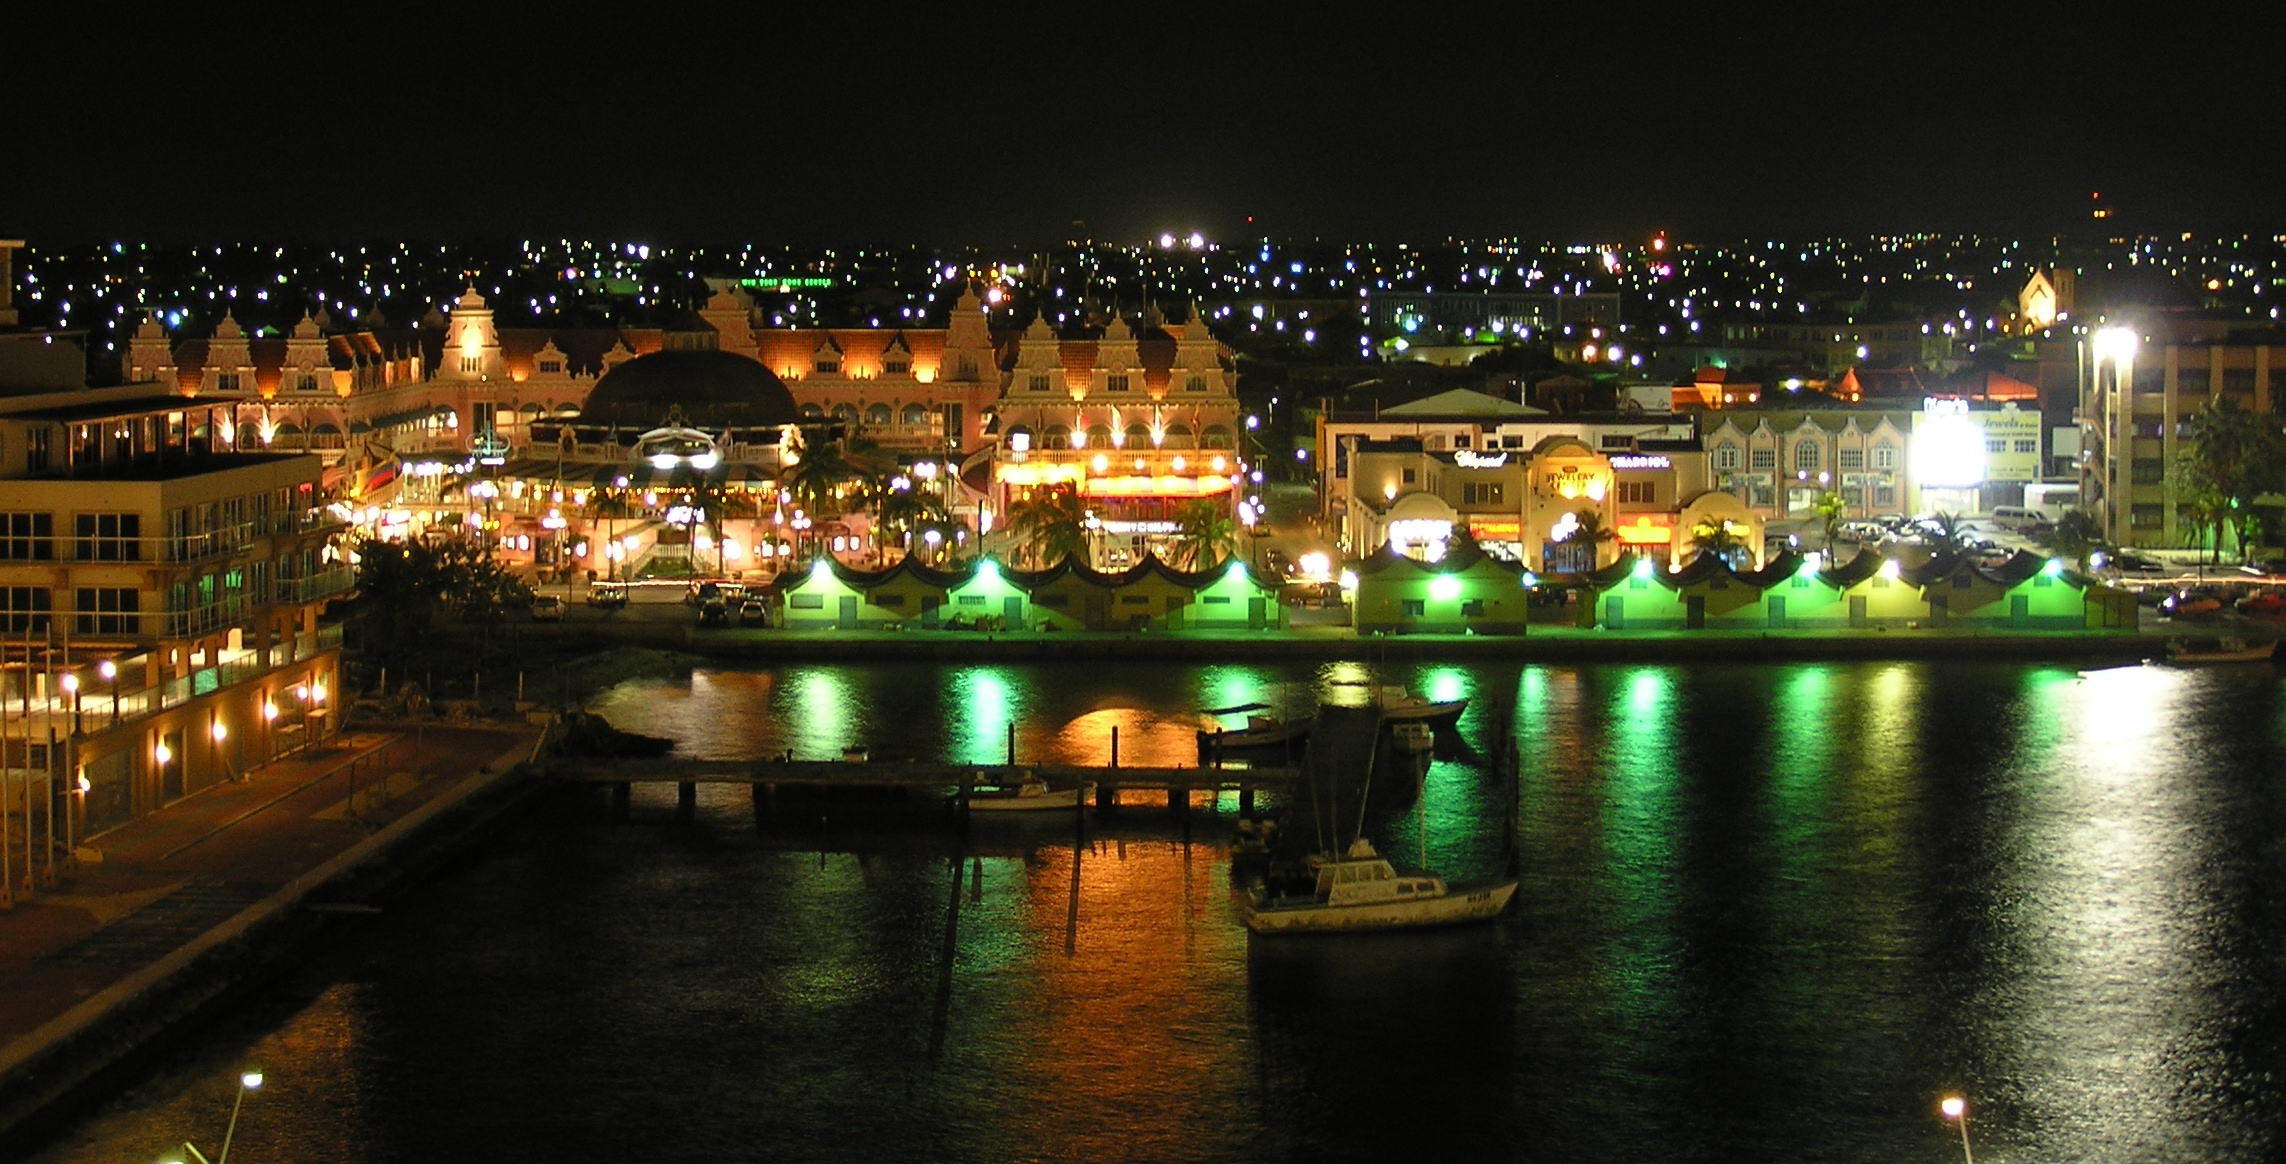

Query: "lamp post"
(155, 739), (173, 797)
(211, 718), (231, 782)
(166, 1069), (263, 1164)
(1939, 1095), (1974, 1164)
(99, 658), (117, 725)
(61, 672), (81, 736)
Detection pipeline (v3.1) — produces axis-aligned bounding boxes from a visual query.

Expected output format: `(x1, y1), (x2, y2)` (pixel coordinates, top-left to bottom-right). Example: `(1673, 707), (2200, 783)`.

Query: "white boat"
(1206, 713), (1313, 749)
(961, 776), (1090, 812)
(1238, 838), (1517, 934)
(1388, 721), (1434, 755)
(1372, 686), (1467, 723)
(2164, 637), (2281, 665)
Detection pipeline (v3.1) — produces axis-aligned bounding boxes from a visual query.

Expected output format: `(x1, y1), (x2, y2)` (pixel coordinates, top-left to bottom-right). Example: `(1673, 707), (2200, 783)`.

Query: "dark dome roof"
(579, 349), (799, 429)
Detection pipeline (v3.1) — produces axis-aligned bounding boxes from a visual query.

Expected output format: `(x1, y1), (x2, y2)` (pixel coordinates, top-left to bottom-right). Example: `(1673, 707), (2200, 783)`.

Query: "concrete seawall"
(0, 738), (552, 1156)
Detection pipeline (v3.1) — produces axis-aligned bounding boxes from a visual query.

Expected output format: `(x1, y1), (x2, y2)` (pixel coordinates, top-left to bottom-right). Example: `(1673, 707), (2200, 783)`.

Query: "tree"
(1552, 507), (1617, 571)
(1171, 498), (1238, 570)
(1689, 517), (1748, 567)
(348, 536), (532, 673)
(1924, 511), (1972, 556)
(875, 483), (948, 564)
(1003, 485), (1090, 568)
(2048, 509), (2107, 566)
(2179, 397), (2286, 562)
(1811, 490), (1848, 556)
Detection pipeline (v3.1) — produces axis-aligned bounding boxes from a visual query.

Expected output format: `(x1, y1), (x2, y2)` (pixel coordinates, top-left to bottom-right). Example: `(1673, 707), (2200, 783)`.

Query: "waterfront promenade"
(0, 721), (543, 1154)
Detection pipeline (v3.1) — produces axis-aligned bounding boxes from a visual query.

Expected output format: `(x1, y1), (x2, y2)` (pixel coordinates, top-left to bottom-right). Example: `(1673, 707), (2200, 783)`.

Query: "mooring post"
(1239, 785), (1255, 818)
(751, 782), (769, 827)
(612, 782), (631, 821)
(677, 781), (697, 821)
(1110, 726), (1119, 769)
(1006, 721), (1015, 766)
(1095, 781), (1114, 812)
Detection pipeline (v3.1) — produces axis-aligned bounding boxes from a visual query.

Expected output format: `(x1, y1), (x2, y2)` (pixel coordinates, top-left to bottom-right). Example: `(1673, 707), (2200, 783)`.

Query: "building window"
(1400, 599), (1426, 616)
(815, 359), (840, 375)
(1460, 599), (1485, 617)
(1186, 375), (1208, 392)
(1463, 483), (1504, 505)
(1713, 443), (1741, 470)
(0, 513), (54, 560)
(26, 426), (50, 473)
(215, 372), (240, 391)
(1872, 444), (1896, 469)
(1751, 448), (1776, 470)
(459, 356), (481, 374)
(1795, 441), (1820, 471)
(1839, 448), (1864, 470)
(1401, 469), (1417, 484)
(539, 359), (563, 374)
(1618, 480), (1655, 505)
(0, 587), (51, 632)
(2130, 504), (2164, 529)
(958, 594), (987, 606)
(1028, 373), (1053, 393)
(1107, 374), (1131, 392)
(74, 513), (142, 562)
(297, 371), (320, 392)
(75, 587), (140, 635)
(2132, 459), (2165, 485)
(1986, 439), (2005, 454)
(2013, 439), (2037, 454)
(1874, 486), (1896, 508)
(884, 357), (910, 375)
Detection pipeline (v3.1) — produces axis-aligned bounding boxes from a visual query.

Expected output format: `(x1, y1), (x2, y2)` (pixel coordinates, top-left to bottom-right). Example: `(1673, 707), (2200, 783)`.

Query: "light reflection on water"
(25, 660), (2286, 1164)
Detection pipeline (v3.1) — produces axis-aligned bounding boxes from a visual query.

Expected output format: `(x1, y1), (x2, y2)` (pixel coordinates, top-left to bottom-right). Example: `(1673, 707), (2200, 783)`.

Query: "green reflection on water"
(948, 667), (1021, 764)
(782, 668), (853, 754)
(1605, 667), (1680, 1004)
(1422, 666), (1470, 706)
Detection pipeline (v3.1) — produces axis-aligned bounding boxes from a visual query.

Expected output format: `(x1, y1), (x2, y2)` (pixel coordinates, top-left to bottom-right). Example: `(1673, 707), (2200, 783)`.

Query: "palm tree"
(1690, 517), (1748, 567)
(1925, 511), (1971, 556)
(876, 484), (947, 564)
(1811, 490), (1847, 556)
(586, 491), (637, 579)
(1171, 498), (1238, 570)
(1554, 507), (1617, 569)
(1003, 485), (1090, 568)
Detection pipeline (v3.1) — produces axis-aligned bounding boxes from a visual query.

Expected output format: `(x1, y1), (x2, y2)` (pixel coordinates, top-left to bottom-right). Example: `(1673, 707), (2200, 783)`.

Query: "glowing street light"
(164, 1069), (263, 1164)
(99, 658), (119, 724)
(1939, 1094), (1975, 1164)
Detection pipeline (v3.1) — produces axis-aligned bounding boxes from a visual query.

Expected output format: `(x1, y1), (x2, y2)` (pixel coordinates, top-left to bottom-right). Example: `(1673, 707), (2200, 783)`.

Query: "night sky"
(13, 10), (2283, 245)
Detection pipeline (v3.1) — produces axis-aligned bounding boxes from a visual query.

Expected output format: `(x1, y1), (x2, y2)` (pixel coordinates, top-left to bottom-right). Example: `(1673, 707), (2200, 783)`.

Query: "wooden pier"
(549, 757), (1302, 820)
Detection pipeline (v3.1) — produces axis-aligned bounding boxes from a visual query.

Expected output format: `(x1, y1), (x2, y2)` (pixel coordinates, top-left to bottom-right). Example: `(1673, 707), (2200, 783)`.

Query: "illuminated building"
(0, 327), (343, 839)
(2078, 327), (2285, 548)
(1700, 409), (1915, 519)
(985, 305), (1244, 567)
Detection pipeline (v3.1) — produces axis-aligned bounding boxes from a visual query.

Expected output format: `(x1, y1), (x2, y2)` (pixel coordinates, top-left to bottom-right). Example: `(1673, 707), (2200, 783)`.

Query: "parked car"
(698, 596), (730, 626)
(2236, 590), (2286, 618)
(587, 582), (628, 609)
(738, 598), (770, 627)
(529, 595), (564, 622)
(686, 580), (722, 607)
(2162, 589), (2224, 618)
(2111, 552), (2168, 575)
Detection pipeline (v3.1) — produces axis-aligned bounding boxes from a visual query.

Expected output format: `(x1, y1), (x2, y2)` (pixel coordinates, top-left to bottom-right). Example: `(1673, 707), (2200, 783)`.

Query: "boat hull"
(1379, 698), (1467, 723)
(963, 786), (1088, 811)
(1242, 881), (1517, 934)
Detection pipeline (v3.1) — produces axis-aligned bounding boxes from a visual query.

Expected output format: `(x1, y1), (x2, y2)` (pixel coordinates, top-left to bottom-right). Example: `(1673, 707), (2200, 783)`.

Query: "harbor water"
(25, 658), (2286, 1163)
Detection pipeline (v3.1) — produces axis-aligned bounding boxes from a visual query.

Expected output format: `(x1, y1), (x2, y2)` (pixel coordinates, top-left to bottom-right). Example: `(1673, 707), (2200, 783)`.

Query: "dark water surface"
(27, 659), (2286, 1163)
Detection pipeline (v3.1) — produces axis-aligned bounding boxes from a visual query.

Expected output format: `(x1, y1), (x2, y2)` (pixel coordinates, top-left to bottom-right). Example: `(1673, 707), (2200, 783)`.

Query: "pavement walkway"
(0, 721), (538, 1054)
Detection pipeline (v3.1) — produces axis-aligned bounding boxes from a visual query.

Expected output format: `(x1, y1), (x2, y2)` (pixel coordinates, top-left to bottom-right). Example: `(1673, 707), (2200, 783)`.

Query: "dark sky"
(12, 9), (2284, 246)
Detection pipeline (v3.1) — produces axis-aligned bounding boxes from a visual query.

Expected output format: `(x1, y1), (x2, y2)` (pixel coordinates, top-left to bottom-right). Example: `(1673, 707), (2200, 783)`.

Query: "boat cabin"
(1313, 854), (1444, 905)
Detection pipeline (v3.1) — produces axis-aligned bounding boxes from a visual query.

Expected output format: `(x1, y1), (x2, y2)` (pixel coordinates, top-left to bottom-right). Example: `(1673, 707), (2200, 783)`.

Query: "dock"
(549, 757), (1302, 819)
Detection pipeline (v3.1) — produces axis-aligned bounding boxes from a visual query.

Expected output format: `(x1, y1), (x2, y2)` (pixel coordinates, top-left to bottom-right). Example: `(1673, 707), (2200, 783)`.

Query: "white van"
(1988, 506), (2044, 529)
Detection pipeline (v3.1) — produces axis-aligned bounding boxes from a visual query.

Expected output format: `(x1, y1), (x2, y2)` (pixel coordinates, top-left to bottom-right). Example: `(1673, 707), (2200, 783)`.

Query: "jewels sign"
(1453, 450), (1509, 468)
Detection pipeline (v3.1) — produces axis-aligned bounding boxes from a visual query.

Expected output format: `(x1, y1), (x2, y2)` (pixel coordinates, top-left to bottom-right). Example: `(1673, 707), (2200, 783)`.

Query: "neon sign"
(1609, 454), (1670, 469)
(1453, 450), (1509, 469)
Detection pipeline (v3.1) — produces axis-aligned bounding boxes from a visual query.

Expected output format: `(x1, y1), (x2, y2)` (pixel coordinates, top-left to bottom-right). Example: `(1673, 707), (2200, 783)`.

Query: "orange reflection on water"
(1049, 706), (1218, 768)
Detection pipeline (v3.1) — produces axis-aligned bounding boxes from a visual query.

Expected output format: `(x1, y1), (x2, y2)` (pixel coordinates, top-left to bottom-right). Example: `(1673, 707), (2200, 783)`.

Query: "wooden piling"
(1110, 726), (1119, 769)
(1239, 786), (1255, 817)
(677, 781), (697, 820)
(611, 782), (631, 821)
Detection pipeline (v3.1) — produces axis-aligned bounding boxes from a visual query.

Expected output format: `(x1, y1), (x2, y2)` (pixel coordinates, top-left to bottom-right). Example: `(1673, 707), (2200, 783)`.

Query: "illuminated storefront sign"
(1913, 399), (1987, 487)
(1615, 514), (1673, 544)
(1465, 517), (1521, 540)
(1453, 450), (1509, 469)
(1609, 454), (1671, 469)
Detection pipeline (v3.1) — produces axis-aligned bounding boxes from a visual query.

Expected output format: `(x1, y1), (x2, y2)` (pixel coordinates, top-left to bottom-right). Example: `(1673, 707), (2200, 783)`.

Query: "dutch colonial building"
(985, 306), (1243, 567)
(1700, 409), (1916, 521)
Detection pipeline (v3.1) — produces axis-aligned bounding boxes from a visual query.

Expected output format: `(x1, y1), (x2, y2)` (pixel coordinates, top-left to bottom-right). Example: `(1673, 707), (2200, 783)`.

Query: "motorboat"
(2163, 637), (2282, 665)
(1206, 712), (1313, 749)
(1372, 686), (1467, 724)
(960, 774), (1090, 812)
(1238, 838), (1516, 934)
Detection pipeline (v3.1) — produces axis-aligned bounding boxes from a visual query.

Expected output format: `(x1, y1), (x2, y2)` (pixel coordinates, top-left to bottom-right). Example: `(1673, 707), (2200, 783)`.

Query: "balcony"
(25, 624), (344, 732)
(166, 522), (258, 563)
(276, 567), (354, 605)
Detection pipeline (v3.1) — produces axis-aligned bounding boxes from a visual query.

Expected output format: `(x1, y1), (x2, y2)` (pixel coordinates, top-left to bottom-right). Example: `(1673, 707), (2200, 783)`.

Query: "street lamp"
(60, 672), (81, 735)
(165, 1069), (264, 1164)
(98, 658), (118, 724)
(1939, 1095), (1974, 1164)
